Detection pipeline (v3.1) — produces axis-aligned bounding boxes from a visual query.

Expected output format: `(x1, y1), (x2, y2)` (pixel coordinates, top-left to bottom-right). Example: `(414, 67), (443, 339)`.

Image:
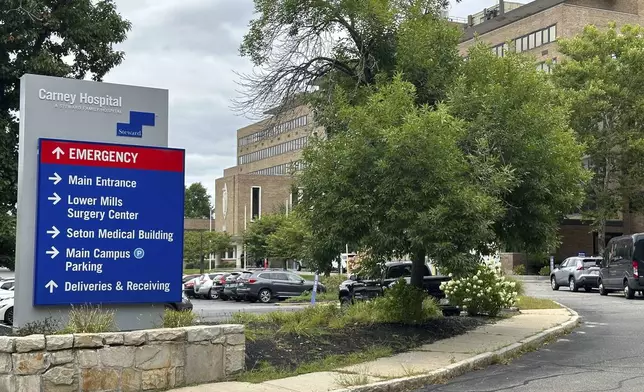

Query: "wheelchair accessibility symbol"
(134, 248), (145, 259)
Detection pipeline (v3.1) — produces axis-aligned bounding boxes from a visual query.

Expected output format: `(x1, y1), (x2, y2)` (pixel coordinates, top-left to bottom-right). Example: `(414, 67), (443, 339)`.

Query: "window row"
(250, 161), (305, 176)
(516, 25), (557, 53)
(491, 25), (557, 57)
(239, 115), (309, 147)
(536, 58), (557, 73)
(239, 136), (309, 165)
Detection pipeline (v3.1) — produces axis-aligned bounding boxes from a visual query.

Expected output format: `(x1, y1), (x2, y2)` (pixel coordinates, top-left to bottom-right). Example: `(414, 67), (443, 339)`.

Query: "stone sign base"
(0, 324), (245, 392)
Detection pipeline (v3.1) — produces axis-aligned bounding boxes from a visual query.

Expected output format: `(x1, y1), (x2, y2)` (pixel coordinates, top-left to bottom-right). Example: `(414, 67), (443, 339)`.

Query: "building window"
(290, 187), (303, 208)
(536, 57), (557, 73)
(512, 24), (557, 53)
(238, 115), (309, 147)
(251, 186), (261, 221)
(238, 136), (309, 165)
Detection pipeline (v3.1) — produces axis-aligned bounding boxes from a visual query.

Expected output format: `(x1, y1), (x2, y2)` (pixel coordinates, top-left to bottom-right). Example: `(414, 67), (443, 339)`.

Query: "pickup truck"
(338, 261), (460, 316)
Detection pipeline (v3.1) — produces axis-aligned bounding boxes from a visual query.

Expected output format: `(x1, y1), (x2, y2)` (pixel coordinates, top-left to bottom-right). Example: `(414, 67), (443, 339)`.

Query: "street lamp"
(208, 207), (214, 270)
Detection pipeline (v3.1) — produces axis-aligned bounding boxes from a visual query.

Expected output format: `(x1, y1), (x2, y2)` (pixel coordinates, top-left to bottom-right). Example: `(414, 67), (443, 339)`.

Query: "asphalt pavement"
(191, 297), (308, 323)
(415, 280), (644, 392)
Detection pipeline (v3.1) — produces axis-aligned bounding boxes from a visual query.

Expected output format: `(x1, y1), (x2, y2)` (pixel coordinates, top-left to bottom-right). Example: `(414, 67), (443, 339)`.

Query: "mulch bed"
(245, 316), (489, 371)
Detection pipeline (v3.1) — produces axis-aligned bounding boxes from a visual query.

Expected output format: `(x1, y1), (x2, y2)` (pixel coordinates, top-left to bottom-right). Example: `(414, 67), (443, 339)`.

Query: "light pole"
(208, 208), (214, 270)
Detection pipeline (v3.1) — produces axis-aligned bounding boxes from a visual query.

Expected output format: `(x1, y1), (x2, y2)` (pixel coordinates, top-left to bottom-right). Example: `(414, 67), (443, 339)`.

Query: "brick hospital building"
(213, 0), (644, 268)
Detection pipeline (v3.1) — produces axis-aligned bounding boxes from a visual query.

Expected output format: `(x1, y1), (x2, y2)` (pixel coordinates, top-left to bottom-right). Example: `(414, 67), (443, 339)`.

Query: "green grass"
(503, 275), (526, 296)
(237, 346), (393, 383)
(516, 296), (561, 309)
(284, 291), (337, 303)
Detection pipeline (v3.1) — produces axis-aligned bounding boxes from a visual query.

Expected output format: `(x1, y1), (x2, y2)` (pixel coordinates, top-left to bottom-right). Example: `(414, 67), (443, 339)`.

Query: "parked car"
(165, 292), (193, 312)
(213, 272), (242, 301)
(223, 271), (253, 301)
(338, 261), (460, 316)
(550, 256), (602, 292)
(194, 273), (224, 299)
(0, 294), (13, 325)
(236, 271), (326, 303)
(183, 277), (199, 298)
(598, 233), (644, 299)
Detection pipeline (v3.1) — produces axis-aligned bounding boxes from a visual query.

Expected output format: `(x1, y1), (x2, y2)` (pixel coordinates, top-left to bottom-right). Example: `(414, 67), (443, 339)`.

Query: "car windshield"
(583, 259), (600, 267)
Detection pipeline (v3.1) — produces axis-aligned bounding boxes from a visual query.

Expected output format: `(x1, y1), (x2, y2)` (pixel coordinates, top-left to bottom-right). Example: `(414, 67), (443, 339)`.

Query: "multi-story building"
(213, 104), (320, 267)
(457, 0), (644, 260)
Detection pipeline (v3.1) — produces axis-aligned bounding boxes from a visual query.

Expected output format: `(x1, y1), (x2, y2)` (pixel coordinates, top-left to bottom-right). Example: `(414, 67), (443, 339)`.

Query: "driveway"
(415, 280), (644, 392)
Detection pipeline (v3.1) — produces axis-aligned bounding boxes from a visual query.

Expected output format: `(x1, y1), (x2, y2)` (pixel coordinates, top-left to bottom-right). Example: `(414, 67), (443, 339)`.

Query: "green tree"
(448, 42), (589, 255)
(243, 214), (287, 261)
(266, 212), (310, 261)
(236, 0), (461, 118)
(298, 75), (512, 284)
(184, 183), (212, 219)
(552, 23), (644, 255)
(183, 231), (232, 272)
(0, 0), (130, 269)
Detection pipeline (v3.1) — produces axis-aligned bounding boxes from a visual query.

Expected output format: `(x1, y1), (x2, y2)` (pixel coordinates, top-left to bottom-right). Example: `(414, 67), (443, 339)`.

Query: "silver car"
(194, 273), (223, 299)
(551, 256), (602, 292)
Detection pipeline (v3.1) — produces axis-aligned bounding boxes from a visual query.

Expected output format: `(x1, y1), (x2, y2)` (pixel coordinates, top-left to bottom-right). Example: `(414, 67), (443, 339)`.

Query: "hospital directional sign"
(33, 138), (185, 306)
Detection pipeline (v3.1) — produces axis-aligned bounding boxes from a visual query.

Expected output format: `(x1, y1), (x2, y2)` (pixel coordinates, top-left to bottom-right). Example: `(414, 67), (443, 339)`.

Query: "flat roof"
(460, 0), (566, 42)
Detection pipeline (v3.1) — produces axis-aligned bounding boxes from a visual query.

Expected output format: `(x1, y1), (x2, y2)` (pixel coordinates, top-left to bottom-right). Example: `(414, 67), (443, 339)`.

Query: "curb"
(332, 304), (580, 392)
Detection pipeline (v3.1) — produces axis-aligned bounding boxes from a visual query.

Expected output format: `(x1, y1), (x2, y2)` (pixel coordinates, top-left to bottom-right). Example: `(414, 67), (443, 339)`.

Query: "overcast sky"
(105, 0), (501, 200)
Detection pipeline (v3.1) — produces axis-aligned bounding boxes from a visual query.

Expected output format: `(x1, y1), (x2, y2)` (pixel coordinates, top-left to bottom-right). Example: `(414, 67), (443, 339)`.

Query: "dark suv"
(236, 270), (326, 303)
(599, 233), (644, 299)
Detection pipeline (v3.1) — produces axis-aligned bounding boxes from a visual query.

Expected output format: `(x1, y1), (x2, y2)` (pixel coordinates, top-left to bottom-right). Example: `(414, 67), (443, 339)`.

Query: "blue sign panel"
(34, 138), (185, 305)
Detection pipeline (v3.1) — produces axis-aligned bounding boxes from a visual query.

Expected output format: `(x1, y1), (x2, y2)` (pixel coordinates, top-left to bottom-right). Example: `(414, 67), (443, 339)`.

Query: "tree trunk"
(410, 249), (426, 289)
(597, 217), (607, 257)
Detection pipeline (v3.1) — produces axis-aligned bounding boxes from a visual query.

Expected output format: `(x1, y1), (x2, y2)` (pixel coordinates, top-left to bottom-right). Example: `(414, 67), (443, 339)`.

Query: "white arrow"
(48, 172), (62, 185)
(47, 193), (61, 205)
(45, 246), (59, 259)
(52, 147), (64, 159)
(46, 226), (60, 239)
(45, 280), (58, 294)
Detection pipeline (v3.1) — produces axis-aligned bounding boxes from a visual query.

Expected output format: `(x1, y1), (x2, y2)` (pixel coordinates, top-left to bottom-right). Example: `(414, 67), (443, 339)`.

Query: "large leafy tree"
(0, 0), (131, 268)
(183, 231), (232, 272)
(243, 214), (287, 261)
(448, 43), (589, 254)
(552, 23), (644, 254)
(184, 183), (212, 219)
(298, 75), (512, 283)
(236, 0), (462, 120)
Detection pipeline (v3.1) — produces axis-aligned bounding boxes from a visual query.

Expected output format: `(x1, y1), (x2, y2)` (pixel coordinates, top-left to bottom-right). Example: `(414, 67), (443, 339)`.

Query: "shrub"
(512, 264), (526, 275)
(162, 309), (196, 328)
(337, 279), (441, 326)
(15, 317), (62, 336)
(59, 304), (116, 334)
(441, 263), (518, 317)
(539, 265), (551, 276)
(503, 275), (525, 296)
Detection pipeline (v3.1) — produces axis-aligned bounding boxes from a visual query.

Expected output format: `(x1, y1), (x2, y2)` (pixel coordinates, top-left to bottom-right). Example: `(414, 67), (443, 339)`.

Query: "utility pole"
(199, 231), (205, 274)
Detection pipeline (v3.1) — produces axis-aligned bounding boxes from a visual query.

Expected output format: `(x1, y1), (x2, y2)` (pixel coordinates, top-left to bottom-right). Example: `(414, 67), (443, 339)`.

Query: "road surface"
(415, 279), (644, 392)
(191, 298), (308, 323)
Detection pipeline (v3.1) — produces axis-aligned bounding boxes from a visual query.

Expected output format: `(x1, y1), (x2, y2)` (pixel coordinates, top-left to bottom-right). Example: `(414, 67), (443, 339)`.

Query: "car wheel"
(624, 281), (635, 299)
(221, 295), (229, 301)
(599, 280), (608, 296)
(4, 307), (13, 326)
(340, 296), (352, 310)
(258, 289), (272, 303)
(551, 276), (559, 291)
(209, 289), (219, 300)
(569, 277), (578, 292)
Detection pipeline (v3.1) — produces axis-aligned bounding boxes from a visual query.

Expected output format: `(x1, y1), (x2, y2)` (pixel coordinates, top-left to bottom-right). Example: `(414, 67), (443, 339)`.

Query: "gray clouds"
(105, 0), (257, 199)
(102, 0), (490, 199)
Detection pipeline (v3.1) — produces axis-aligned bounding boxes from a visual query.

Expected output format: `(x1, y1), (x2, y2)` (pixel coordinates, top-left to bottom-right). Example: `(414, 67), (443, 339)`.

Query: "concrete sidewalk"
(171, 308), (575, 392)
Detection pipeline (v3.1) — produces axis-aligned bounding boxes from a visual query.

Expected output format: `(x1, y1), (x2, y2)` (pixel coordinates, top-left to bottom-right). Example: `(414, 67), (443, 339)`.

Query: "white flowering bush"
(440, 263), (518, 317)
